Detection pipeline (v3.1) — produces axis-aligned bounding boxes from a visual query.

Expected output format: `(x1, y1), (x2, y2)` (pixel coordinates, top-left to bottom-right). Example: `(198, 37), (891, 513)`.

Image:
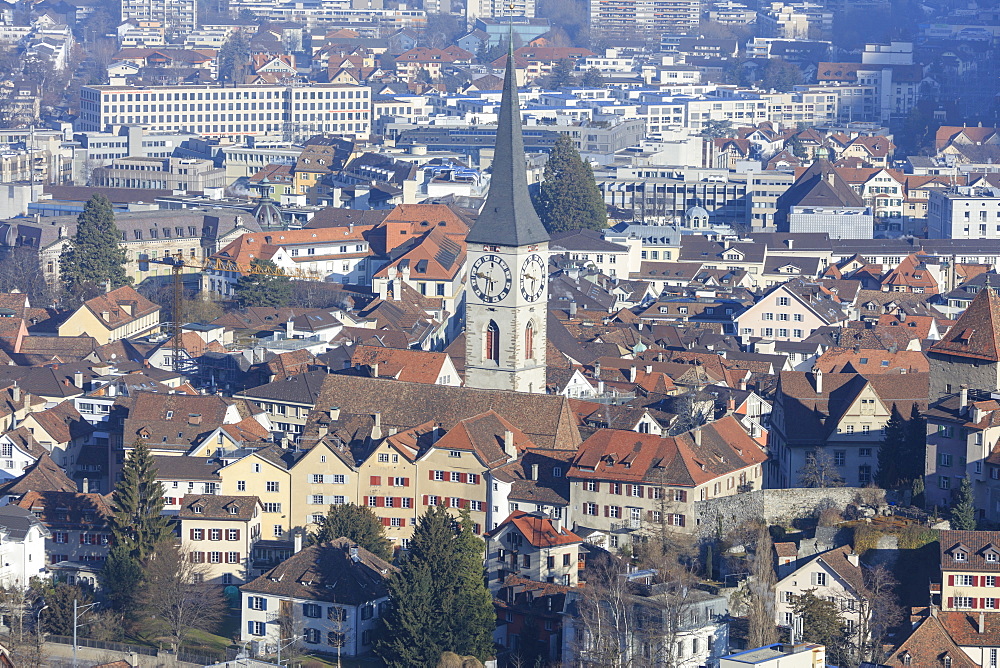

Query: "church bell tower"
(463, 51), (549, 394)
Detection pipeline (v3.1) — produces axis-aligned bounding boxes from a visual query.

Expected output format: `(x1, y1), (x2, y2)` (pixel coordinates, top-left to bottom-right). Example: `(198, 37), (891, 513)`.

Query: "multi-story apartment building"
(589, 0), (700, 44)
(736, 277), (850, 342)
(939, 530), (1000, 613)
(178, 494), (263, 585)
(78, 84), (372, 141)
(928, 187), (1000, 240)
(567, 416), (766, 550)
(121, 0), (197, 35)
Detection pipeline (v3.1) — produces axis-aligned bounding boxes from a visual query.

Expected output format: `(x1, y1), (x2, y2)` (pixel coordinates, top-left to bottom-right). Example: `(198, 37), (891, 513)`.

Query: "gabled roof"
(430, 410), (530, 467)
(0, 452), (76, 497)
(886, 612), (976, 667)
(929, 286), (1000, 362)
(488, 510), (581, 548)
(241, 538), (395, 604)
(79, 285), (160, 331)
(15, 490), (112, 527)
(349, 345), (449, 384)
(177, 494), (260, 521)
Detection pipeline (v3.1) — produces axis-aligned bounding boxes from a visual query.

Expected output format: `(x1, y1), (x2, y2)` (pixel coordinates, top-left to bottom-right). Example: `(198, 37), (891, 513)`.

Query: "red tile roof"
(929, 287), (1000, 361)
(490, 510), (581, 548)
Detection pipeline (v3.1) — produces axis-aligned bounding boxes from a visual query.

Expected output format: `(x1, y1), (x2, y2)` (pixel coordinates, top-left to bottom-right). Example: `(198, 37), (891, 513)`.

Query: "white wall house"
(0, 506), (50, 588)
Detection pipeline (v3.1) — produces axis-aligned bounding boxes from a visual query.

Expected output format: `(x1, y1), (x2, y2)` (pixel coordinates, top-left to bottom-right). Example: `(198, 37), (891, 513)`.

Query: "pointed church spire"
(465, 53), (550, 247)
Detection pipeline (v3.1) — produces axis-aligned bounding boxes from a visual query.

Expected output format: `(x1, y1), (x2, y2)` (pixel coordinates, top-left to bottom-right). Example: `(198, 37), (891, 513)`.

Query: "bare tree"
(0, 582), (46, 667)
(855, 564), (902, 665)
(0, 247), (53, 306)
(798, 448), (846, 488)
(140, 541), (227, 653)
(746, 523), (779, 648)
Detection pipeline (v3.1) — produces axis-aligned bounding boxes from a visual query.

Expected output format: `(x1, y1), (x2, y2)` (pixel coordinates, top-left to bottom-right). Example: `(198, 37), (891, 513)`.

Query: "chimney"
(979, 611), (986, 634)
(23, 392), (30, 407)
(644, 365), (652, 375)
(101, 310), (109, 321)
(594, 362), (601, 379)
(825, 171), (836, 185)
(329, 406), (340, 421)
(813, 368), (823, 395)
(847, 552), (859, 567)
(293, 530), (303, 554)
(286, 318), (294, 336)
(82, 478), (89, 493)
(372, 412), (382, 439)
(569, 301), (577, 317)
(960, 386), (969, 413)
(350, 545), (360, 562)
(317, 425), (329, 438)
(973, 403), (985, 424)
(739, 376), (748, 392)
(503, 429), (516, 459)
(188, 414), (202, 425)
(693, 428), (702, 446)
(74, 371), (83, 388)
(530, 463), (539, 481)
(786, 238), (794, 249)
(371, 362), (379, 378)
(629, 365), (638, 383)
(11, 385), (19, 403)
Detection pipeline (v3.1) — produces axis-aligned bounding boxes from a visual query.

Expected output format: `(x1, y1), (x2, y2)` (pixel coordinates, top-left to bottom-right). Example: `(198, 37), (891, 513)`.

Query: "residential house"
(882, 609), (977, 668)
(57, 286), (161, 344)
(19, 401), (94, 472)
(240, 538), (396, 657)
(774, 545), (867, 637)
(153, 456), (222, 513)
(0, 505), (49, 588)
(939, 530), (1000, 614)
(234, 369), (329, 441)
(486, 510), (581, 589)
(0, 452), (76, 505)
(768, 369), (928, 488)
(348, 345), (461, 386)
(179, 494), (263, 586)
(216, 447), (295, 540)
(567, 416), (766, 550)
(15, 490), (112, 583)
(735, 277), (852, 344)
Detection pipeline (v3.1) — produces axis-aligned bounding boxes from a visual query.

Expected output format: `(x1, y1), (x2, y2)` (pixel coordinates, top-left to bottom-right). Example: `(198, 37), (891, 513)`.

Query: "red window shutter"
(978, 598), (984, 609)
(400, 518), (406, 527)
(371, 476), (381, 486)
(604, 506), (609, 517)
(422, 495), (428, 505)
(429, 470), (436, 480)
(234, 529), (240, 540)
(235, 552), (241, 563)
(948, 597), (954, 608)
(474, 523), (480, 534)
(381, 517), (391, 527)
(679, 514), (686, 527)
(995, 598), (999, 609)
(973, 576), (980, 587)
(376, 497), (384, 507)
(680, 490), (688, 502)
(189, 529), (196, 540)
(638, 486), (644, 498)
(189, 552), (196, 561)
(461, 499), (469, 509)
(950, 575), (955, 586)
(403, 478), (410, 487)
(647, 510), (654, 521)
(593, 482), (600, 492)
(625, 486), (631, 497)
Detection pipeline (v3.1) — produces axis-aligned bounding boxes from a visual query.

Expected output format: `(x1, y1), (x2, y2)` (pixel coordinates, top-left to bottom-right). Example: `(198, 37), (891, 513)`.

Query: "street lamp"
(275, 634), (300, 667)
(73, 598), (100, 668)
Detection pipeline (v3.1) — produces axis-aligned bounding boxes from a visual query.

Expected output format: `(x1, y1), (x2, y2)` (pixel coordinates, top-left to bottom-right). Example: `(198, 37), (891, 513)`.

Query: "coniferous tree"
(532, 135), (608, 234)
(101, 544), (144, 615)
(376, 506), (495, 666)
(310, 503), (392, 561)
(449, 509), (495, 659)
(233, 258), (292, 307)
(911, 475), (926, 508)
(904, 404), (927, 484)
(59, 194), (130, 300)
(108, 438), (171, 560)
(951, 476), (978, 530)
(876, 405), (906, 489)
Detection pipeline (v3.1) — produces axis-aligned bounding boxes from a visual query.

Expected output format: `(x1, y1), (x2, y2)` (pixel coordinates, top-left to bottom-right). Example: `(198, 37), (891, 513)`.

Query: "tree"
(798, 448), (845, 488)
(581, 68), (604, 88)
(699, 119), (733, 139)
(532, 135), (607, 234)
(37, 581), (93, 636)
(101, 544), (145, 616)
(746, 523), (779, 648)
(0, 583), (45, 667)
(140, 541), (227, 653)
(951, 476), (977, 530)
(876, 405), (906, 489)
(0, 247), (51, 305)
(59, 194), (130, 301)
(108, 439), (172, 560)
(218, 29), (252, 84)
(310, 503), (393, 561)
(375, 506), (494, 665)
(232, 258), (292, 307)
(545, 58), (576, 89)
(761, 58), (802, 92)
(911, 475), (926, 508)
(792, 590), (849, 665)
(903, 404), (926, 484)
(856, 564), (902, 665)
(788, 136), (810, 159)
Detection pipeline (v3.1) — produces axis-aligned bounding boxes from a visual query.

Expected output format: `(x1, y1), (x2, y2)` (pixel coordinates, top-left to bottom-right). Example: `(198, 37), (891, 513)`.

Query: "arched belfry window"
(486, 320), (500, 364)
(525, 321), (535, 360)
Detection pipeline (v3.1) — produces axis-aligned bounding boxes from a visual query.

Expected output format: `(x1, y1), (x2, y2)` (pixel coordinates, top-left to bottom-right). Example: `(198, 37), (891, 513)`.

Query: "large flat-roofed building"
(78, 84), (372, 141)
(590, 0), (700, 44)
(928, 186), (1000, 239)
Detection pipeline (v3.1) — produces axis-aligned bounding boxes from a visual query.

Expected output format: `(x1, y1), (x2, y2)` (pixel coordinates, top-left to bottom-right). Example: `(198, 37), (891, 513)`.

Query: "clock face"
(470, 254), (512, 303)
(520, 254), (546, 302)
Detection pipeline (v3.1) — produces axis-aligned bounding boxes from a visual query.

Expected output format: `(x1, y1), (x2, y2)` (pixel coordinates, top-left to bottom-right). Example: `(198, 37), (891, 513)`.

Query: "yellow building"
(217, 448), (292, 540)
(178, 494), (263, 585)
(57, 286), (160, 344)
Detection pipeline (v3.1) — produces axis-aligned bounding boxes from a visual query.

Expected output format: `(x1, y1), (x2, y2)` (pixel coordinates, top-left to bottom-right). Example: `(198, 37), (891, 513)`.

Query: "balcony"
(610, 519), (641, 532)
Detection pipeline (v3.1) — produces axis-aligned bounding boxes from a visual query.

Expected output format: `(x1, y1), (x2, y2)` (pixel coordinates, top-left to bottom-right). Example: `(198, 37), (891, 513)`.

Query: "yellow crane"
(148, 253), (311, 372)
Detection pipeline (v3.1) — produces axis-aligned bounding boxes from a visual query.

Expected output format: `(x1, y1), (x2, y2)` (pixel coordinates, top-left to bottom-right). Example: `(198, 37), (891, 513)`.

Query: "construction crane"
(147, 253), (311, 373)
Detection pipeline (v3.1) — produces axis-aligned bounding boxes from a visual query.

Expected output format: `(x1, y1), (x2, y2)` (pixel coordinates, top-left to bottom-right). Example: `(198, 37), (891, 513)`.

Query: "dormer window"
(954, 550), (967, 562)
(229, 506), (238, 515)
(193, 505), (203, 514)
(166, 411), (173, 419)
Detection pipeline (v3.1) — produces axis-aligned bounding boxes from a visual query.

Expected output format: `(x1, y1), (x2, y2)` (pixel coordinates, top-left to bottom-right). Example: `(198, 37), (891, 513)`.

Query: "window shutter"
(400, 518), (406, 527)
(459, 473), (467, 483)
(191, 552), (198, 562)
(679, 514), (686, 527)
(403, 478), (410, 487)
(248, 621), (254, 634)
(422, 495), (428, 505)
(371, 476), (380, 486)
(429, 470), (436, 480)
(948, 597), (954, 608)
(461, 499), (468, 509)
(261, 598), (267, 611)
(594, 482), (600, 492)
(604, 506), (609, 517)
(950, 575), (955, 586)
(247, 598), (253, 609)
(381, 517), (391, 527)
(680, 490), (688, 502)
(376, 497), (384, 507)
(647, 510), (654, 521)
(79, 535), (85, 544)
(638, 486), (644, 498)
(190, 529), (196, 540)
(625, 486), (631, 497)
(235, 552), (241, 563)
(234, 529), (241, 540)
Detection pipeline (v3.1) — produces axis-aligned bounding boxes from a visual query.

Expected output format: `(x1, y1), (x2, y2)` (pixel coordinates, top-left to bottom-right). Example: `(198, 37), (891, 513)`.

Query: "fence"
(48, 634), (157, 656)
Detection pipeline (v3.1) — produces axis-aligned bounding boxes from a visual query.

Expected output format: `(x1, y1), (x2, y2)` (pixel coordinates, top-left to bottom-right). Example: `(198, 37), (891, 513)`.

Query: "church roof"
(465, 54), (549, 248)
(928, 285), (1000, 362)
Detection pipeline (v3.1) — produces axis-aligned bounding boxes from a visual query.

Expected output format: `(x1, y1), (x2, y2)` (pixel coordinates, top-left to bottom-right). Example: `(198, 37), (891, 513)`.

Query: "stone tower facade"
(464, 53), (549, 394)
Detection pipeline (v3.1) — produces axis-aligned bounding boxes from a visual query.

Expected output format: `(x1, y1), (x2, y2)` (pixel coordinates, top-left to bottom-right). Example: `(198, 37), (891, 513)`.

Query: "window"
(939, 453), (953, 467)
(227, 529), (239, 541)
(859, 448), (872, 457)
(209, 552), (221, 563)
(248, 621), (266, 636)
(834, 451), (846, 466)
(273, 525), (284, 537)
(303, 603), (322, 618)
(237, 481), (246, 492)
(266, 481), (279, 492)
(303, 628), (321, 644)
(192, 529), (204, 540)
(227, 551), (240, 564)
(263, 503), (281, 513)
(328, 631), (346, 647)
(986, 575), (997, 587)
(210, 529), (221, 540)
(777, 297), (789, 306)
(953, 549), (966, 561)
(940, 476), (952, 490)
(955, 597), (974, 609)
(812, 572), (827, 586)
(485, 320), (500, 363)
(525, 321), (534, 360)
(988, 553), (999, 564)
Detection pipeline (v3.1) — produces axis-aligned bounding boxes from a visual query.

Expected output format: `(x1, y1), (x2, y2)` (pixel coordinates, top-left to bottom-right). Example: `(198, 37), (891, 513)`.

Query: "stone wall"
(695, 487), (887, 538)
